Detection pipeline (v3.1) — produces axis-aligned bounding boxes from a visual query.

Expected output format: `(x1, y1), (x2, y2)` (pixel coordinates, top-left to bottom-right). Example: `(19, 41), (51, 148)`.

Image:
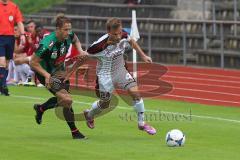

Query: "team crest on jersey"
(51, 51), (58, 59)
(8, 15), (13, 22)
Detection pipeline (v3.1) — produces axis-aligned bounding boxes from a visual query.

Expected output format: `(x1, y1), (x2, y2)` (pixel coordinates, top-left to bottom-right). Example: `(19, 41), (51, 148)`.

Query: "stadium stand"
(25, 0), (240, 68)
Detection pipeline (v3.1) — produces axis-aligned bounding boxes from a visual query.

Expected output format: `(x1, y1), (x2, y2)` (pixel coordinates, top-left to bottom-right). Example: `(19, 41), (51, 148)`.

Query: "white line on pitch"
(68, 83), (240, 104)
(11, 95), (240, 124)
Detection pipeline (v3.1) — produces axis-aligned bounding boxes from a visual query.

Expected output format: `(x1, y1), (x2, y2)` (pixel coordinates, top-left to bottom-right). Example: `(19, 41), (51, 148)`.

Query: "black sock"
(4, 69), (8, 86)
(63, 107), (78, 132)
(0, 67), (6, 87)
(40, 97), (58, 112)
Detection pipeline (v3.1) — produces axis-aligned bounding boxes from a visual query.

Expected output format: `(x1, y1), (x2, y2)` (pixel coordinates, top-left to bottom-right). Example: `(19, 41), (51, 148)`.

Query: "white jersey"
(87, 32), (131, 76)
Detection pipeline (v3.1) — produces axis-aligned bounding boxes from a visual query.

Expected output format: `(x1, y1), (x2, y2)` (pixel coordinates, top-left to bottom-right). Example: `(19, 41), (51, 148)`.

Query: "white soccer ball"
(166, 129), (185, 147)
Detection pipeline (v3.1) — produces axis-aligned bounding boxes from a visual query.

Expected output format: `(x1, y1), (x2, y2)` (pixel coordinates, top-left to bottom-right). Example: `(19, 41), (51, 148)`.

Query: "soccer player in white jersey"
(66, 18), (156, 135)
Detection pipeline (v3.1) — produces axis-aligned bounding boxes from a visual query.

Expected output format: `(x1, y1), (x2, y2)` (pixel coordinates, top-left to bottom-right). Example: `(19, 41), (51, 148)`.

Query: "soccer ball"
(166, 129), (185, 147)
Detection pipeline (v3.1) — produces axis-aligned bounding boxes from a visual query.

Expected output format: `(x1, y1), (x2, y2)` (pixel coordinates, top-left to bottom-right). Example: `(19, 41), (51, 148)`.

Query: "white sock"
(88, 101), (102, 118)
(19, 65), (28, 82)
(14, 70), (19, 83)
(14, 65), (22, 82)
(133, 98), (145, 126)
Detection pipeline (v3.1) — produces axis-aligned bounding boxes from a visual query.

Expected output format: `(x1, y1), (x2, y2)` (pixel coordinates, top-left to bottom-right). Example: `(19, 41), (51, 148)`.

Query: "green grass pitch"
(0, 86), (240, 160)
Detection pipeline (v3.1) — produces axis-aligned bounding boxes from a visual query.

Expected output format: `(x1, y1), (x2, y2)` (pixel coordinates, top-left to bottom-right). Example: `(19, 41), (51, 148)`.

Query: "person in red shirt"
(25, 20), (39, 57)
(0, 0), (25, 96)
(14, 22), (51, 66)
(14, 20), (38, 65)
(35, 23), (50, 40)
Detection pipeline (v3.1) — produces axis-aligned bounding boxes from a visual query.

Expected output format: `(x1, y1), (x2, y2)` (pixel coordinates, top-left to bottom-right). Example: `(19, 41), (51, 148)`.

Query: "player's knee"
(0, 57), (6, 66)
(99, 100), (110, 109)
(100, 91), (111, 101)
(132, 95), (141, 102)
(64, 97), (73, 107)
(59, 97), (72, 108)
(129, 90), (141, 102)
(0, 61), (6, 68)
(14, 59), (21, 65)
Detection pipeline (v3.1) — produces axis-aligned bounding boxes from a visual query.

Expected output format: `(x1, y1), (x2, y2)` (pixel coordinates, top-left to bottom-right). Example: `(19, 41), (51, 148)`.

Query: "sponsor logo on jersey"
(60, 46), (66, 55)
(105, 46), (123, 58)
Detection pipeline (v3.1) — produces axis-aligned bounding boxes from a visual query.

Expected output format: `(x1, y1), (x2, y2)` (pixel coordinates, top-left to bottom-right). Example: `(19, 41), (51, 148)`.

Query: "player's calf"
(55, 90), (73, 108)
(58, 97), (72, 108)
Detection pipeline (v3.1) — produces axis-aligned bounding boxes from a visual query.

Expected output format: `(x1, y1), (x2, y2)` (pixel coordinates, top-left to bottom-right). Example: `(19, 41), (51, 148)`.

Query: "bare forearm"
(74, 42), (84, 54)
(130, 39), (152, 63)
(66, 55), (88, 77)
(17, 22), (25, 35)
(130, 40), (146, 57)
(14, 45), (24, 53)
(30, 61), (50, 78)
(72, 34), (84, 55)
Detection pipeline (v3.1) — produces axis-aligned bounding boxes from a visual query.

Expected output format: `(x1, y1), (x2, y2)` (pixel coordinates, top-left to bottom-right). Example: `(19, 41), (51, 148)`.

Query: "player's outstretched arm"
(17, 22), (26, 45)
(129, 38), (152, 63)
(64, 34), (89, 82)
(64, 54), (88, 82)
(72, 33), (89, 56)
(30, 54), (51, 88)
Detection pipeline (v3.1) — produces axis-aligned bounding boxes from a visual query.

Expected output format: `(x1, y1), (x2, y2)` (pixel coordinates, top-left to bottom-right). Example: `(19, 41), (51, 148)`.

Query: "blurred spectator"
(15, 21), (50, 87)
(35, 23), (50, 40)
(25, 20), (39, 56)
(12, 26), (34, 85)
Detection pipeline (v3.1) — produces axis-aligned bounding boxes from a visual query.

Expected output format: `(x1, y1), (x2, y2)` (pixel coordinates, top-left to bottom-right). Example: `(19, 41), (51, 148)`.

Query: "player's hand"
(45, 74), (51, 89)
(81, 50), (89, 55)
(27, 36), (33, 44)
(20, 34), (26, 45)
(63, 73), (71, 82)
(141, 55), (152, 63)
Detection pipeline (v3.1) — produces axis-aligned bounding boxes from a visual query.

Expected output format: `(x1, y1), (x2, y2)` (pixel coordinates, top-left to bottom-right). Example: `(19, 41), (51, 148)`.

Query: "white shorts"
(97, 69), (137, 95)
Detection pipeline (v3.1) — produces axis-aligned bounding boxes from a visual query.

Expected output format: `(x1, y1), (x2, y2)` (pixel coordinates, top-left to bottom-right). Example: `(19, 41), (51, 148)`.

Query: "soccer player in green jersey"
(30, 15), (88, 139)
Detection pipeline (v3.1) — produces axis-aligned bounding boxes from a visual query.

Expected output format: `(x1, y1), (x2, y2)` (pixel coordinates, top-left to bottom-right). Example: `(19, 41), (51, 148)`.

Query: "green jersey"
(35, 31), (75, 74)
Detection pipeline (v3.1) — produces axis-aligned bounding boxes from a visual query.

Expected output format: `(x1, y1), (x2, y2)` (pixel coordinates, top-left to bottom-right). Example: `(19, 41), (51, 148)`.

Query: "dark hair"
(35, 22), (43, 30)
(106, 18), (122, 31)
(55, 14), (71, 28)
(26, 20), (36, 25)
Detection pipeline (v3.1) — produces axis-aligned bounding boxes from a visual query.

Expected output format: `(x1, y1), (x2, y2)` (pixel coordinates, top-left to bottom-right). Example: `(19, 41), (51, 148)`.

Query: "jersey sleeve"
(69, 31), (75, 42)
(14, 5), (23, 23)
(87, 35), (108, 55)
(35, 43), (49, 59)
(122, 31), (131, 42)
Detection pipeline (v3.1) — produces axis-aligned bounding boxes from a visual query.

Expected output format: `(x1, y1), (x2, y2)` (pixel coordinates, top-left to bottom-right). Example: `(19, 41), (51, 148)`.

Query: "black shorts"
(36, 72), (70, 95)
(0, 36), (15, 60)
